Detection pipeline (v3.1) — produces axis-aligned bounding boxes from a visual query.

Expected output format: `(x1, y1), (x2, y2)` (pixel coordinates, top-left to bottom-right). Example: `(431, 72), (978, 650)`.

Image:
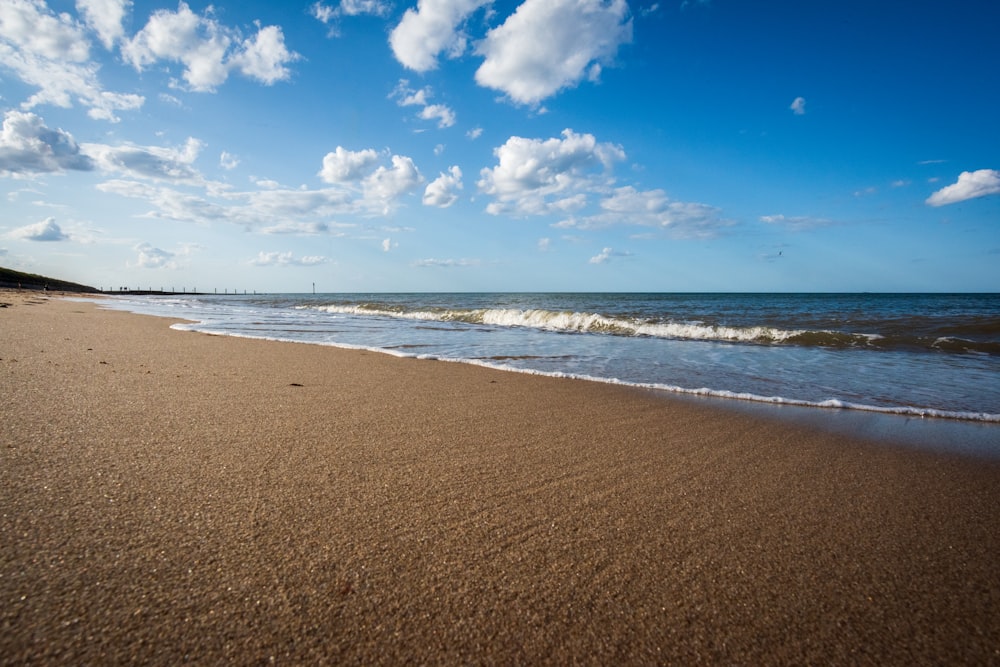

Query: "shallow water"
(89, 292), (1000, 456)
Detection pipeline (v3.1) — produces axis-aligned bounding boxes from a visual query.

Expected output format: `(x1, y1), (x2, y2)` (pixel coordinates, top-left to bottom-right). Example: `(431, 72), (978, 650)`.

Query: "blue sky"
(1, 0), (998, 293)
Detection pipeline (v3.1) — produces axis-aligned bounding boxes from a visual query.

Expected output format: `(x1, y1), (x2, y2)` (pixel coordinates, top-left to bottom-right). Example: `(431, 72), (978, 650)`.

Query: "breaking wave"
(303, 303), (995, 353)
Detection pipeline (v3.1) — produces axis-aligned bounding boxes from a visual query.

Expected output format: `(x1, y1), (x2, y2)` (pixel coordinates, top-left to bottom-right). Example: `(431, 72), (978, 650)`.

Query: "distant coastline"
(0, 266), (99, 293)
(0, 267), (209, 295)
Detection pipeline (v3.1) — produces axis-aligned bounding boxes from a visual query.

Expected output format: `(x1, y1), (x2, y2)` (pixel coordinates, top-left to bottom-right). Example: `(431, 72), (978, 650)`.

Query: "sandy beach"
(2, 294), (999, 665)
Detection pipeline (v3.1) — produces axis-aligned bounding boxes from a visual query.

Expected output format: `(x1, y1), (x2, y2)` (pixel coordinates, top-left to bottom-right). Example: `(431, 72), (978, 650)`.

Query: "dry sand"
(2, 294), (999, 665)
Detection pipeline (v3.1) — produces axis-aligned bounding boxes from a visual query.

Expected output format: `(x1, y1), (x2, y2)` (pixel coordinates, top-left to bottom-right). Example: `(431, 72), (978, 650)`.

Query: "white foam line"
(167, 323), (1000, 425)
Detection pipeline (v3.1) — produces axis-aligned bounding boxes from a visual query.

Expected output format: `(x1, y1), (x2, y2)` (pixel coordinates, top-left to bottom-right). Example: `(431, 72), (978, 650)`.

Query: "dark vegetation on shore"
(0, 266), (99, 293)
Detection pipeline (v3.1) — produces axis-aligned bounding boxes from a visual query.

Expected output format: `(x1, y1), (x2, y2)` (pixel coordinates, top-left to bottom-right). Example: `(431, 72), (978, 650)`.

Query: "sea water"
(92, 292), (1000, 456)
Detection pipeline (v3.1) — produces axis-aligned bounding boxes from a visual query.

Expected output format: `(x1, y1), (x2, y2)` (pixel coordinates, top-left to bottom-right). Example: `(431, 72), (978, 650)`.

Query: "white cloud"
(790, 96), (806, 115)
(311, 2), (336, 23)
(475, 0), (632, 105)
(132, 242), (177, 269)
(413, 257), (479, 267)
(589, 246), (632, 264)
(83, 136), (205, 184)
(261, 221), (332, 235)
(926, 169), (1000, 206)
(0, 0), (144, 121)
(121, 1), (298, 92)
(1, 0), (90, 62)
(389, 0), (491, 72)
(76, 0), (131, 49)
(363, 155), (424, 213)
(9, 216), (68, 241)
(0, 110), (94, 175)
(318, 146), (379, 183)
(391, 80), (456, 128)
(538, 237), (551, 251)
(220, 151), (239, 170)
(312, 0), (391, 26)
(340, 0), (392, 17)
(559, 186), (729, 237)
(423, 165), (463, 207)
(99, 178), (323, 226)
(251, 251), (328, 267)
(229, 25), (299, 86)
(419, 103), (456, 128)
(467, 126), (483, 139)
(97, 149), (423, 228)
(478, 128), (625, 216)
(382, 237), (397, 252)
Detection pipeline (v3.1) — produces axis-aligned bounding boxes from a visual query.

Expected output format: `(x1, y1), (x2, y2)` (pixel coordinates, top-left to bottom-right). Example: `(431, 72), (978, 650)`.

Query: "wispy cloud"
(250, 251), (328, 267)
(391, 80), (456, 128)
(413, 257), (480, 268)
(790, 96), (806, 115)
(759, 214), (834, 230)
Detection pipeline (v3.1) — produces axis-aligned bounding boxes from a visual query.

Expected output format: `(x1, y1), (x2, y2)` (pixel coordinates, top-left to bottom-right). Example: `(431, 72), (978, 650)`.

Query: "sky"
(1, 0), (998, 293)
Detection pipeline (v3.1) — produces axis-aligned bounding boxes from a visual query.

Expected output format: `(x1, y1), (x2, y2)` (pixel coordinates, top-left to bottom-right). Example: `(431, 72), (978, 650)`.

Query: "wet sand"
(2, 294), (999, 664)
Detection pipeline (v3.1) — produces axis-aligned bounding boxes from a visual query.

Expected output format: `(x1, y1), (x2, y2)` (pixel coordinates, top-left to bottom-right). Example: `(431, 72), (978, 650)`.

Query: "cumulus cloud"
(926, 169), (1000, 206)
(0, 110), (94, 175)
(250, 251), (328, 267)
(9, 216), (69, 241)
(389, 0), (490, 72)
(419, 103), (456, 128)
(790, 96), (806, 115)
(318, 146), (379, 183)
(122, 1), (298, 92)
(0, 0), (144, 121)
(423, 165), (462, 207)
(558, 186), (729, 237)
(478, 128), (625, 216)
(76, 0), (131, 49)
(475, 0), (632, 105)
(363, 155), (424, 212)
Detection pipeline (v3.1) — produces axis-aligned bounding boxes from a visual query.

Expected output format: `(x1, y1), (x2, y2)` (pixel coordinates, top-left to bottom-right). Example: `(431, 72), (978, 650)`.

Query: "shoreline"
(3, 295), (1000, 664)
(93, 292), (1000, 458)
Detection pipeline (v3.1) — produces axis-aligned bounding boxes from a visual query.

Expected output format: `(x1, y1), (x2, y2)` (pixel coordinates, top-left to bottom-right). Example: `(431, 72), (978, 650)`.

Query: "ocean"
(92, 292), (1000, 456)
